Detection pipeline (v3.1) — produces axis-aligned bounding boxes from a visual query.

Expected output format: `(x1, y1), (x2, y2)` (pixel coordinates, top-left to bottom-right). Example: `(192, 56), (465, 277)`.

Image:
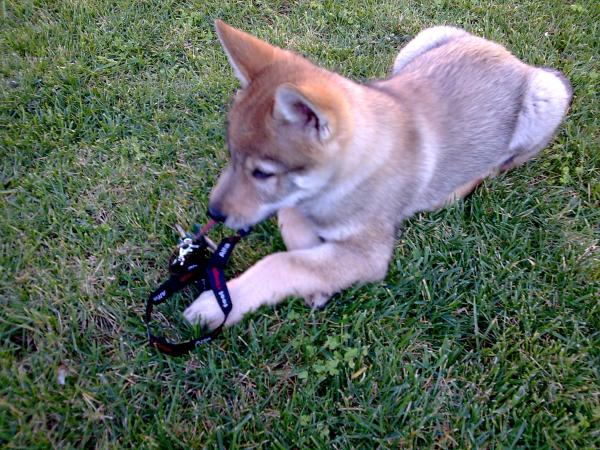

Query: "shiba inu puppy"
(184, 20), (571, 329)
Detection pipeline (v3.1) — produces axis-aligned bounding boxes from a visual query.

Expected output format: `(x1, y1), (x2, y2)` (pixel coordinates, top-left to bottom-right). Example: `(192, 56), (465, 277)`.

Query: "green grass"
(1, 0), (598, 447)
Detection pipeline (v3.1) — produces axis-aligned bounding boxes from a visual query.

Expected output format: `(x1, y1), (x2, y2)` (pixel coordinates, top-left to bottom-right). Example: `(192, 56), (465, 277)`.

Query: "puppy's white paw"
(183, 290), (226, 330)
(304, 292), (331, 310)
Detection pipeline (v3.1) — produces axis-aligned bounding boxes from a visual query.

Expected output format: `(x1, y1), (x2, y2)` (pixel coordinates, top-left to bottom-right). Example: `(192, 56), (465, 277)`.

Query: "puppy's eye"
(252, 168), (275, 180)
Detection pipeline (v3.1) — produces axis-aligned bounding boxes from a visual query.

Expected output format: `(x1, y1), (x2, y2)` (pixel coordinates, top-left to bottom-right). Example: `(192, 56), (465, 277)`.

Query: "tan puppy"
(184, 20), (571, 328)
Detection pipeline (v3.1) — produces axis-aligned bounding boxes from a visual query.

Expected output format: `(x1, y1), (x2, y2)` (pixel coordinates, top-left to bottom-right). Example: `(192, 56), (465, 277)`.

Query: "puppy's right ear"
(273, 82), (351, 143)
(215, 20), (287, 88)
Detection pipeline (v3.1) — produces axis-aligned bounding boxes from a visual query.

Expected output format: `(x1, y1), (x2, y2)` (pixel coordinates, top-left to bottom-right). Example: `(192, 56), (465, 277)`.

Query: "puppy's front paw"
(183, 290), (225, 330)
(304, 292), (331, 310)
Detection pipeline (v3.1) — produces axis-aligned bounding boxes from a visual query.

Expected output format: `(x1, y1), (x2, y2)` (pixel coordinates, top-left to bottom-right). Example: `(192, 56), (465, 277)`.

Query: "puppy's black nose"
(207, 204), (227, 223)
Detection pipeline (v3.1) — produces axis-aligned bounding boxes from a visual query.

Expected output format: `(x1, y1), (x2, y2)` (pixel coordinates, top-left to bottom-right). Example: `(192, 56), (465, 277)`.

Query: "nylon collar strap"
(145, 224), (248, 356)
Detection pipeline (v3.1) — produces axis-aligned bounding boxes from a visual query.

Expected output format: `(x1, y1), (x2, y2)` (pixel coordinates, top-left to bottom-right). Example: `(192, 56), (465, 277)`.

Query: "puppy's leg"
(392, 26), (467, 75)
(277, 208), (331, 308)
(442, 177), (485, 206)
(183, 230), (394, 329)
(278, 207), (321, 251)
(504, 68), (572, 170)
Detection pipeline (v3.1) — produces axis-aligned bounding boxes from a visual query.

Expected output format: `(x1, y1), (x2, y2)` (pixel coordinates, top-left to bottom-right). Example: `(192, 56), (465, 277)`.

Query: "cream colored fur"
(183, 21), (571, 329)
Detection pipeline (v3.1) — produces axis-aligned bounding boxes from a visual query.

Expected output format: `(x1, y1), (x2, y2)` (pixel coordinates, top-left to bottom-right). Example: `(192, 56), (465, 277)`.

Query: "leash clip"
(175, 237), (201, 266)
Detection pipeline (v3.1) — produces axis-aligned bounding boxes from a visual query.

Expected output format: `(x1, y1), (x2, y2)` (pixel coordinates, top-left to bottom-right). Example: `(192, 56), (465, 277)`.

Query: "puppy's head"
(207, 20), (353, 229)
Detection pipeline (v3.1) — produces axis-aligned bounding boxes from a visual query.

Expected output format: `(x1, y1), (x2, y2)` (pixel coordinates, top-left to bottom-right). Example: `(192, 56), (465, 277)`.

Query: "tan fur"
(184, 21), (572, 329)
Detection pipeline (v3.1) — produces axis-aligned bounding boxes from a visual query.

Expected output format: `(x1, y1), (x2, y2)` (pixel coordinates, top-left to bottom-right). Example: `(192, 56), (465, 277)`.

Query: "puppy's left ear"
(215, 19), (287, 88)
(273, 82), (350, 142)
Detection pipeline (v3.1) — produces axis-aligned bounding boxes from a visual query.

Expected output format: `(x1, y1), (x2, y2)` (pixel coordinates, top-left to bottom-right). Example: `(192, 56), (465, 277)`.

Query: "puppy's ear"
(215, 20), (287, 87)
(273, 82), (350, 142)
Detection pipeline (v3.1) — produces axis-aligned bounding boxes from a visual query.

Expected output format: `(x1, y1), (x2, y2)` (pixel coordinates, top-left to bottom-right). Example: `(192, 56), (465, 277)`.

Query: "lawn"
(1, 0), (598, 448)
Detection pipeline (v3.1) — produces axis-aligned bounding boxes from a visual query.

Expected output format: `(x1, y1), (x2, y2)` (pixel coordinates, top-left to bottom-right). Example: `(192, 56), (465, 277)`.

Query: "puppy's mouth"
(220, 191), (308, 231)
(224, 216), (254, 231)
(224, 207), (276, 231)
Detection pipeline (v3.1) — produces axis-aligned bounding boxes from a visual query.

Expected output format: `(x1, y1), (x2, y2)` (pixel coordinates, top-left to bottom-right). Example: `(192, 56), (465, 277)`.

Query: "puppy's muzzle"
(207, 203), (227, 223)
